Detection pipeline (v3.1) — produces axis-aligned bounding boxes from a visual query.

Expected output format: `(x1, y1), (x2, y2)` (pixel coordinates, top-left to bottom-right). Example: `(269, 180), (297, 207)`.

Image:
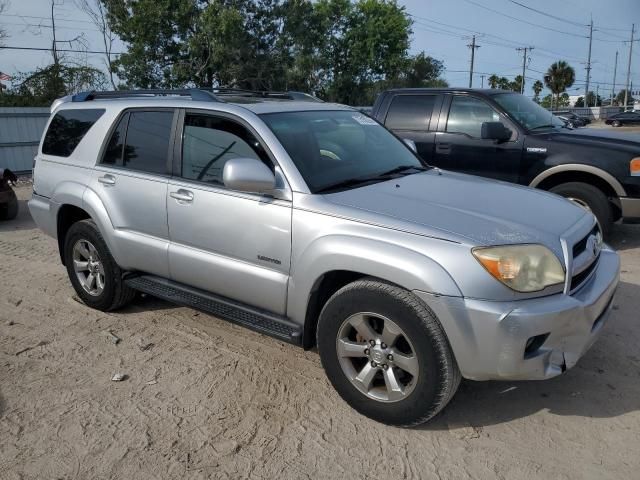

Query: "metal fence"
(0, 107), (49, 173)
(552, 106), (623, 120)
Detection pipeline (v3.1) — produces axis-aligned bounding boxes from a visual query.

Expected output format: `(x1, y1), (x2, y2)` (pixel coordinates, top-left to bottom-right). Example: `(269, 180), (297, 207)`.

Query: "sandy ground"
(1, 184), (639, 480)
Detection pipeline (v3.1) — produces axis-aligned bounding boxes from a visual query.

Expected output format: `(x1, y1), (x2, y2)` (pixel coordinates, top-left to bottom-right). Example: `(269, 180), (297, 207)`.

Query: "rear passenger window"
(101, 110), (173, 174)
(384, 95), (436, 130)
(181, 114), (270, 185)
(42, 109), (105, 157)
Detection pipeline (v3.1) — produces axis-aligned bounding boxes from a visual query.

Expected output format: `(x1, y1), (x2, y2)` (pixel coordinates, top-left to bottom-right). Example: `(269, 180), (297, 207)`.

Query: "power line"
(0, 45), (124, 55)
(461, 0), (588, 39)
(2, 13), (95, 25)
(505, 0), (587, 28)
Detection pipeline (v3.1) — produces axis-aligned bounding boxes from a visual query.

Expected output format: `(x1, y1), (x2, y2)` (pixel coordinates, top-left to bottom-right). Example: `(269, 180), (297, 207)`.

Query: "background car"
(605, 111), (640, 127)
(555, 111), (590, 126)
(555, 114), (579, 128)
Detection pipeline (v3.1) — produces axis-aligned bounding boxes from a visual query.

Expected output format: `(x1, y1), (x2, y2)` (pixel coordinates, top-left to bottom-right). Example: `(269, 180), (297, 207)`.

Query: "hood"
(538, 127), (640, 153)
(325, 169), (589, 257)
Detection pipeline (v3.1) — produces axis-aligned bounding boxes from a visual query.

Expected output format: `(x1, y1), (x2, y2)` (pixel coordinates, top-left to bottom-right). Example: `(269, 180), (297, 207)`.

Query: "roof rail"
(71, 88), (220, 103)
(70, 88), (323, 103)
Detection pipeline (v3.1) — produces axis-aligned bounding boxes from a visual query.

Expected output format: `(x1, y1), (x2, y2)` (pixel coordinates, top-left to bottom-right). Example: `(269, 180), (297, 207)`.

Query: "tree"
(575, 91), (601, 107)
(103, 0), (417, 105)
(488, 74), (500, 89)
(0, 64), (107, 106)
(543, 60), (575, 110)
(510, 75), (523, 93)
(616, 89), (635, 106)
(0, 0), (9, 47)
(532, 80), (543, 103)
(401, 53), (446, 88)
(75, 0), (118, 88)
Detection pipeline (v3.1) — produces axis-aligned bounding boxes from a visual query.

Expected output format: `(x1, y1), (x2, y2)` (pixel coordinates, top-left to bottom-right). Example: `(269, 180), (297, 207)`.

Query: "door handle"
(435, 143), (451, 154)
(170, 189), (194, 203)
(98, 174), (116, 186)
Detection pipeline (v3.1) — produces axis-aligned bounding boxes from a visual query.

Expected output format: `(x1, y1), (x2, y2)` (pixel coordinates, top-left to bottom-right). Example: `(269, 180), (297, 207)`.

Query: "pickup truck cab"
(373, 88), (640, 235)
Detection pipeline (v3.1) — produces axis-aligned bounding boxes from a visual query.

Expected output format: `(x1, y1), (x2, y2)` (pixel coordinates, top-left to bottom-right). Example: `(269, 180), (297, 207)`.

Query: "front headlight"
(472, 244), (565, 293)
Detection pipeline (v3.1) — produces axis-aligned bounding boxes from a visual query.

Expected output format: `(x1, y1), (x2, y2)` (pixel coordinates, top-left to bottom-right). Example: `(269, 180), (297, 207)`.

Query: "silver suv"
(29, 89), (620, 426)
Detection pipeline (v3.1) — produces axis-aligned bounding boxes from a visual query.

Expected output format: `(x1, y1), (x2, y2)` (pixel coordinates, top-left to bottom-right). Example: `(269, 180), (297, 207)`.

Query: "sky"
(1, 0), (640, 101)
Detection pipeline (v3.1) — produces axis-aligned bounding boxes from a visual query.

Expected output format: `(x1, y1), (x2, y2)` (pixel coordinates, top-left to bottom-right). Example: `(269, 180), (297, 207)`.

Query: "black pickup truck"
(372, 88), (640, 235)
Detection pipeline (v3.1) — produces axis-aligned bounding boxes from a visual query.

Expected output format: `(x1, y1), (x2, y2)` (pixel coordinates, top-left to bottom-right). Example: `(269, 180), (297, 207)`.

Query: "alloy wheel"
(72, 239), (105, 296)
(336, 312), (419, 402)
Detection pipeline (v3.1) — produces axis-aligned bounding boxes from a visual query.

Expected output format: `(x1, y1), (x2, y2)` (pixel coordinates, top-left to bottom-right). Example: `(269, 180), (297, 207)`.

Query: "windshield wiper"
(376, 165), (429, 177)
(316, 165), (429, 194)
(529, 124), (557, 130)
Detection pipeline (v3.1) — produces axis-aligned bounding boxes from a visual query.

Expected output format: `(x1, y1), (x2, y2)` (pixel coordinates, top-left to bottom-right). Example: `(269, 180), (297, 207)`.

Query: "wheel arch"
(291, 235), (463, 349)
(530, 165), (625, 220)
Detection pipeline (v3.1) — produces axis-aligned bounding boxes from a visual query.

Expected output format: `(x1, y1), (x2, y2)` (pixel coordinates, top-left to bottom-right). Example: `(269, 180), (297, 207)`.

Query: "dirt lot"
(1, 184), (639, 480)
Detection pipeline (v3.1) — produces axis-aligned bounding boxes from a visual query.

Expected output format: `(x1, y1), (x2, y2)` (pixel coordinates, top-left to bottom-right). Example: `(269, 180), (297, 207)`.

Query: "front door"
(90, 109), (176, 278)
(167, 111), (292, 315)
(433, 94), (522, 182)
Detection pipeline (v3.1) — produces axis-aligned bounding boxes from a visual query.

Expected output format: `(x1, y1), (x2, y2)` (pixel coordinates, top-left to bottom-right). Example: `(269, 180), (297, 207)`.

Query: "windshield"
(260, 110), (425, 193)
(493, 93), (565, 130)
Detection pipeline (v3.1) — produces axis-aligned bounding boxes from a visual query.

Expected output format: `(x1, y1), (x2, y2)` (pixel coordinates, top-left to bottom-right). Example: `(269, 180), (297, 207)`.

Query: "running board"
(125, 275), (302, 345)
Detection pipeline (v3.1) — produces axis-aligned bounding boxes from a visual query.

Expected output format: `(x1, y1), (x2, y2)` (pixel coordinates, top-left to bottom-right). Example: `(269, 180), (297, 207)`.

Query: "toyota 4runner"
(29, 88), (620, 426)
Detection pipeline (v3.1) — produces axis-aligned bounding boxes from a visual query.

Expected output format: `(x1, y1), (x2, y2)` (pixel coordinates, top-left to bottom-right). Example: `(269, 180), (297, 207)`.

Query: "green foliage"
(616, 89), (635, 106)
(532, 80), (543, 103)
(486, 73), (521, 92)
(575, 91), (602, 107)
(543, 60), (575, 109)
(103, 0), (445, 104)
(0, 64), (107, 106)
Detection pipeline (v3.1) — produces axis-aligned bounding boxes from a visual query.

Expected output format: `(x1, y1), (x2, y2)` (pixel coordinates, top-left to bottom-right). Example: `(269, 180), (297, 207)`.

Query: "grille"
(572, 225), (599, 258)
(570, 254), (599, 291)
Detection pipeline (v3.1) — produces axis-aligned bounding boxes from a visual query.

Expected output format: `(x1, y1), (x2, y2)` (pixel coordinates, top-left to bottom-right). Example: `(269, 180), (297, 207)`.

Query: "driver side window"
(446, 96), (501, 138)
(181, 114), (271, 185)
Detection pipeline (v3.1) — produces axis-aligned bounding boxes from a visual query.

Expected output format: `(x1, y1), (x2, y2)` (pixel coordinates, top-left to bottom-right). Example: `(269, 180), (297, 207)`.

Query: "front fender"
(287, 234), (462, 325)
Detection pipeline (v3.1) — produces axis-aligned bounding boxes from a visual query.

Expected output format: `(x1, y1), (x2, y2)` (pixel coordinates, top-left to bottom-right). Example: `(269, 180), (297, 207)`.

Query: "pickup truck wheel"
(316, 278), (460, 427)
(549, 182), (613, 236)
(64, 219), (136, 311)
(612, 120), (621, 127)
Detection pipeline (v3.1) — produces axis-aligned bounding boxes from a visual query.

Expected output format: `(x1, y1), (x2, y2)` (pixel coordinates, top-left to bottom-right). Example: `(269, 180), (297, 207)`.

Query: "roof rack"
(71, 88), (323, 103)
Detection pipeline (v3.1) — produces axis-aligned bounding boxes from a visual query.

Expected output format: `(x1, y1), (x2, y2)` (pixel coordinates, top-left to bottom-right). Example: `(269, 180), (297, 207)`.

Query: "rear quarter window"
(42, 108), (105, 157)
(384, 95), (437, 130)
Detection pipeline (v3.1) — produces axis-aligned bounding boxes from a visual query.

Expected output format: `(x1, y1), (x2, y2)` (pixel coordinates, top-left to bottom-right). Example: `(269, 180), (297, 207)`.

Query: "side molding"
(529, 164), (627, 197)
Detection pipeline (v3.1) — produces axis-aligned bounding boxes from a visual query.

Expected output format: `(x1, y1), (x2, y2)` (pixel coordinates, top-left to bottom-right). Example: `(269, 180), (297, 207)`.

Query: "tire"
(316, 278), (460, 427)
(64, 219), (136, 311)
(0, 191), (18, 220)
(612, 120), (621, 127)
(550, 182), (613, 237)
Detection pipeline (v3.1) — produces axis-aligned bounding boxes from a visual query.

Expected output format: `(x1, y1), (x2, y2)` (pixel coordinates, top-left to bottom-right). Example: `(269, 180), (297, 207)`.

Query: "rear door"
(166, 110), (292, 315)
(90, 108), (176, 277)
(432, 94), (522, 182)
(382, 93), (442, 164)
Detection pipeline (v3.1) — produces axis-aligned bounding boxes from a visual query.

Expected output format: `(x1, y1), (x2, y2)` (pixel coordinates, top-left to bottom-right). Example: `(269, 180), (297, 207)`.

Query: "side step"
(125, 275), (302, 345)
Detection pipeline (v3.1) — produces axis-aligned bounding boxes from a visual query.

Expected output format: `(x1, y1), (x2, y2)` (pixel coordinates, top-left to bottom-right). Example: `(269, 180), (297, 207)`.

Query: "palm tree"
(544, 61), (575, 110)
(488, 74), (500, 89)
(532, 80), (543, 103)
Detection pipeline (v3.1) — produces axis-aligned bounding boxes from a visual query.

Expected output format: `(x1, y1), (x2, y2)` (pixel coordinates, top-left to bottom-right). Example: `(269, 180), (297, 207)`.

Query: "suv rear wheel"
(316, 278), (460, 427)
(64, 219), (136, 311)
(549, 182), (613, 236)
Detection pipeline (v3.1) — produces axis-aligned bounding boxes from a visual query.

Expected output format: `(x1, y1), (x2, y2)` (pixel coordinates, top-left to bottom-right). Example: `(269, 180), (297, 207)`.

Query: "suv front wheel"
(317, 278), (460, 427)
(64, 219), (136, 311)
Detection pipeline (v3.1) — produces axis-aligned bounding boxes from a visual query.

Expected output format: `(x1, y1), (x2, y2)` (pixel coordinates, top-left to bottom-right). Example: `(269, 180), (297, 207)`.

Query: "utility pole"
(516, 47), (533, 94)
(611, 50), (618, 105)
(467, 35), (480, 88)
(584, 17), (593, 107)
(481, 75), (485, 88)
(596, 84), (599, 106)
(50, 0), (58, 65)
(624, 24), (635, 110)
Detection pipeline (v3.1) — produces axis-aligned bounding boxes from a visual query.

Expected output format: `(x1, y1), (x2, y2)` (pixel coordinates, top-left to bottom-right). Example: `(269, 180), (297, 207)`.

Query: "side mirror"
(481, 122), (511, 142)
(403, 138), (418, 153)
(222, 157), (276, 193)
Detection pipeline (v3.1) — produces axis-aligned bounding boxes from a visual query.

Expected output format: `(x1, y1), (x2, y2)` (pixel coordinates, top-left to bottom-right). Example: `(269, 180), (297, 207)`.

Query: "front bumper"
(620, 197), (640, 220)
(415, 248), (620, 381)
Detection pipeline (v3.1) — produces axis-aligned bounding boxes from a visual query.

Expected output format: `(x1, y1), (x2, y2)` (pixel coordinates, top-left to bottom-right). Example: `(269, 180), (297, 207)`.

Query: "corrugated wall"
(0, 107), (50, 173)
